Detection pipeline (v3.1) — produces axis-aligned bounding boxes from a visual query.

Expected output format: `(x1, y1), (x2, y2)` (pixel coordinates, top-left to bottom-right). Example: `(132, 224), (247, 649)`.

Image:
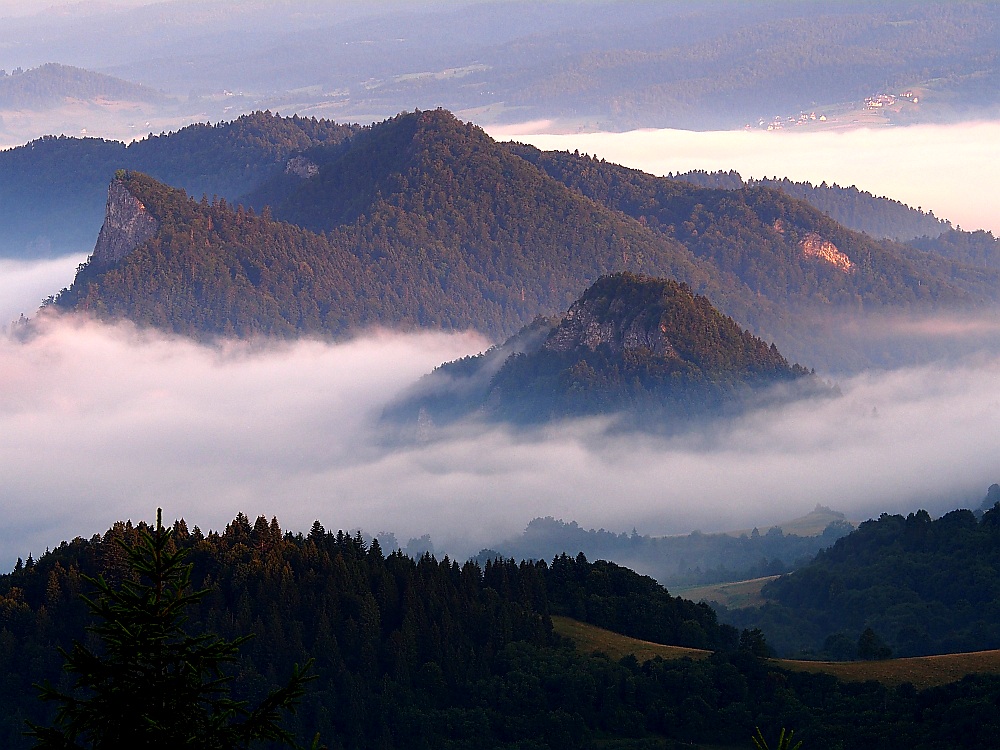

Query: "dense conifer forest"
(6, 513), (1000, 749)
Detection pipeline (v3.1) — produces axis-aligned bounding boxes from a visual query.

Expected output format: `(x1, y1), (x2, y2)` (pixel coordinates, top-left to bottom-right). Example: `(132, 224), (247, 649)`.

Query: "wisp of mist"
(1, 307), (999, 571)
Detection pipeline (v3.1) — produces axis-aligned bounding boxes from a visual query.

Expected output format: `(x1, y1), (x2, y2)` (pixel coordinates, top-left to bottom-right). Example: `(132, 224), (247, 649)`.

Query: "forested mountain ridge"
(673, 170), (951, 242)
(511, 143), (996, 311)
(674, 170), (1000, 267)
(0, 111), (357, 256)
(51, 110), (1000, 370)
(51, 171), (376, 338)
(390, 273), (816, 428)
(51, 114), (746, 340)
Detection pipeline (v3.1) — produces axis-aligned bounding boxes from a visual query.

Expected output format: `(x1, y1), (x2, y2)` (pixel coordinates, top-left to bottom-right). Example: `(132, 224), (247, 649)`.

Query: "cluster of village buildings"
(748, 89), (920, 130)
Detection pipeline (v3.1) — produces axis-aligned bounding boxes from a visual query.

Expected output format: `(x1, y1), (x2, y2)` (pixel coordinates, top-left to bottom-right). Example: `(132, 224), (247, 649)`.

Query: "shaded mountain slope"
(54, 113), (754, 340)
(389, 273), (816, 428)
(246, 109), (736, 338)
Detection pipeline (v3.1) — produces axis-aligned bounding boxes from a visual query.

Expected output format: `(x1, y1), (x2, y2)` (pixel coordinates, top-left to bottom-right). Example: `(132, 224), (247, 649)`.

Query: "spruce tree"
(27, 509), (315, 749)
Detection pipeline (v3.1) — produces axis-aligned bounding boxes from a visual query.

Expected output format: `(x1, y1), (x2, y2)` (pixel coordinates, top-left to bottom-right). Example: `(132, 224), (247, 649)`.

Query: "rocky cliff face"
(90, 178), (159, 269)
(543, 298), (678, 358)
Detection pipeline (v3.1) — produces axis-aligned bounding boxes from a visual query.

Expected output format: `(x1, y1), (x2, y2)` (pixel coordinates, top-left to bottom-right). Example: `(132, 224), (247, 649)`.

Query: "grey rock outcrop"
(543, 297), (677, 358)
(90, 178), (159, 269)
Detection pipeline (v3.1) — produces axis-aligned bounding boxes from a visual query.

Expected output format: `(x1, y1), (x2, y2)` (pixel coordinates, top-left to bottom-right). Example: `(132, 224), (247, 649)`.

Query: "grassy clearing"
(778, 650), (1000, 688)
(554, 616), (1000, 688)
(678, 576), (779, 609)
(552, 616), (710, 662)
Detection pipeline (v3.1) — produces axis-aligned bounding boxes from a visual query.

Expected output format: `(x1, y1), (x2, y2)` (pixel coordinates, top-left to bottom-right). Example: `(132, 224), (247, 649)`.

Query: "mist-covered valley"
(2, 302), (998, 573)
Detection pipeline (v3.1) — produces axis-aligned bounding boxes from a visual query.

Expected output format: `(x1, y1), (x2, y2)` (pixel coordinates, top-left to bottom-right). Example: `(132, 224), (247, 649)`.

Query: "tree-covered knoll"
(392, 273), (817, 427)
(0, 111), (357, 256)
(722, 488), (1000, 659)
(7, 513), (1000, 748)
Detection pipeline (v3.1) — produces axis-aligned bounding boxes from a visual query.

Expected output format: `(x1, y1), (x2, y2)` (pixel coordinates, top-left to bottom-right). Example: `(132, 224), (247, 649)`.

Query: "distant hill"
(723, 487), (1000, 659)
(390, 273), (817, 429)
(475, 508), (854, 589)
(0, 63), (166, 110)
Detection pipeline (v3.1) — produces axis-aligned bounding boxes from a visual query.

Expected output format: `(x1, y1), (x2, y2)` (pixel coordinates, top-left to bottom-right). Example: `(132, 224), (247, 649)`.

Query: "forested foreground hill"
(723, 487), (1000, 660)
(7, 515), (1000, 749)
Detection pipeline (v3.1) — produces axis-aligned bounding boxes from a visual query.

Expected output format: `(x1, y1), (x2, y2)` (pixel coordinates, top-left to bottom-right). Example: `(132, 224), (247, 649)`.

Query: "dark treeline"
(5, 514), (1000, 748)
(723, 488), (1000, 659)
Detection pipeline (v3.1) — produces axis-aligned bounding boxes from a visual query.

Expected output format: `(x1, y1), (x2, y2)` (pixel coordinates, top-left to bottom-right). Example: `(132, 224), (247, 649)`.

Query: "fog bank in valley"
(1, 309), (998, 571)
(491, 121), (1000, 236)
(0, 254), (86, 328)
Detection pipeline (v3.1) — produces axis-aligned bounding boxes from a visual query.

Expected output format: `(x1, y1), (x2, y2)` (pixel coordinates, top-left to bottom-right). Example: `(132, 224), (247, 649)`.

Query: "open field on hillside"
(555, 617), (1000, 688)
(551, 616), (711, 663)
(678, 576), (779, 609)
(779, 651), (1000, 688)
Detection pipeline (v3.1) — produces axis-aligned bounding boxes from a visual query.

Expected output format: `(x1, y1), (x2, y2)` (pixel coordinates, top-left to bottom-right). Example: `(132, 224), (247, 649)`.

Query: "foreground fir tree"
(26, 509), (315, 750)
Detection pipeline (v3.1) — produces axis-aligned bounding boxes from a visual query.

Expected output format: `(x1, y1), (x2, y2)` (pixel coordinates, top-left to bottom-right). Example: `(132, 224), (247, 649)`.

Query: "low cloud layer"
(0, 254), (86, 328)
(1, 311), (999, 570)
(491, 121), (1000, 236)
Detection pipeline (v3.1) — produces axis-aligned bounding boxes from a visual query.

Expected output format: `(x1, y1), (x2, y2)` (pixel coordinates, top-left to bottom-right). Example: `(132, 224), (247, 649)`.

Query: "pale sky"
(0, 0), (161, 17)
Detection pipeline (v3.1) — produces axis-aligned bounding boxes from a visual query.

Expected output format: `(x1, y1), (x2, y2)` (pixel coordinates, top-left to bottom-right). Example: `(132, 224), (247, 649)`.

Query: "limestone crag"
(543, 297), (678, 358)
(90, 178), (159, 269)
(799, 232), (855, 273)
